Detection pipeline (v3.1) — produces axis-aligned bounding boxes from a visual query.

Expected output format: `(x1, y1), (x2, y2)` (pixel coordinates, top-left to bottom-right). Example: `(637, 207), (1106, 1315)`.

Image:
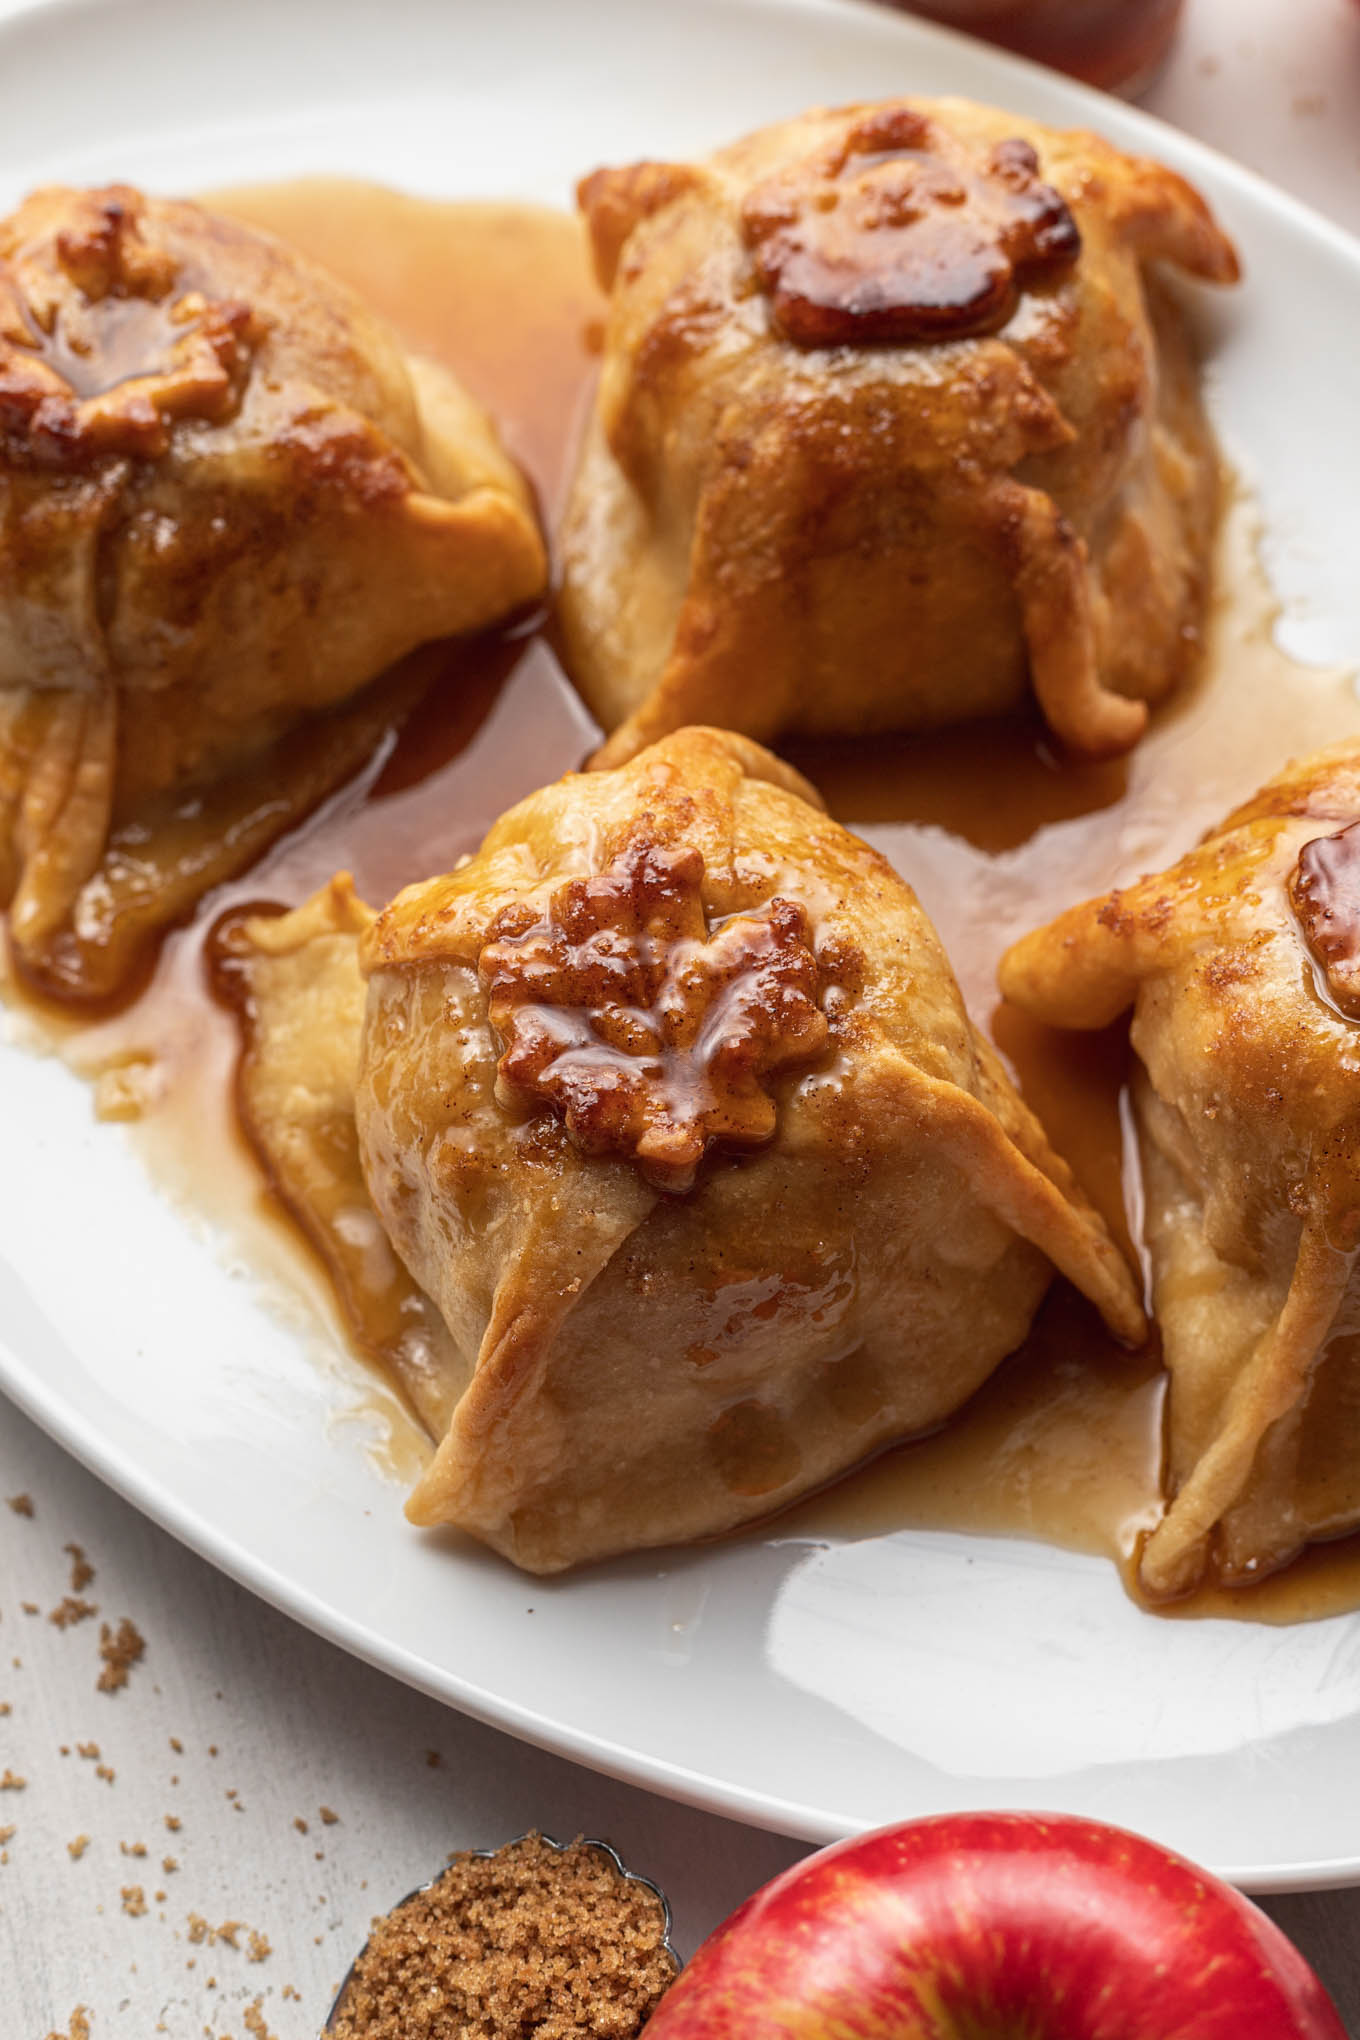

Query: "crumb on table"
(97, 1618), (145, 1694)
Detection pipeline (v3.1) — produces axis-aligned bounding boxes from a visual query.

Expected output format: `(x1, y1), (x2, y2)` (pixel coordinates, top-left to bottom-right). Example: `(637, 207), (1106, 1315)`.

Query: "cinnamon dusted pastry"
(1000, 743), (1360, 1598)
(0, 183), (545, 991)
(559, 100), (1238, 767)
(349, 725), (1143, 1571)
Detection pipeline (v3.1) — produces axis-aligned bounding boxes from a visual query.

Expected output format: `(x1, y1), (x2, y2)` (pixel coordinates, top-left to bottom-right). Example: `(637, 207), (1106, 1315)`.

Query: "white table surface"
(4, 2), (1360, 2034)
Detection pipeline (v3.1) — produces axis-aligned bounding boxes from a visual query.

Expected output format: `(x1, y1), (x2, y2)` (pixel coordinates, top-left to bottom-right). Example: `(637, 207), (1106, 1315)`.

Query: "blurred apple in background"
(647, 1813), (1348, 2039)
(877, 0), (1185, 94)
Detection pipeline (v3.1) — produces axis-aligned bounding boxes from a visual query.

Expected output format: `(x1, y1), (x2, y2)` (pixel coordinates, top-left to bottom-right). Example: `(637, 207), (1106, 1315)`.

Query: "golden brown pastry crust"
(210, 875), (468, 1444)
(559, 99), (1237, 768)
(0, 183), (547, 969)
(999, 742), (1360, 1598)
(355, 726), (1143, 1572)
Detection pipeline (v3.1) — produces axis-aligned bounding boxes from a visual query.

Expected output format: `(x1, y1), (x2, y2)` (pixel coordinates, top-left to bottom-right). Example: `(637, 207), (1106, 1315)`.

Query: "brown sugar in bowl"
(325, 1832), (680, 2040)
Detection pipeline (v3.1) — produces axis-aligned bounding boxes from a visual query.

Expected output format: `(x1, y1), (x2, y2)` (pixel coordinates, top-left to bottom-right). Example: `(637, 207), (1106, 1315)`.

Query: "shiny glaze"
(1292, 820), (1360, 1018)
(1, 184), (259, 465)
(6, 179), (1360, 1617)
(742, 109), (1081, 346)
(480, 842), (833, 1193)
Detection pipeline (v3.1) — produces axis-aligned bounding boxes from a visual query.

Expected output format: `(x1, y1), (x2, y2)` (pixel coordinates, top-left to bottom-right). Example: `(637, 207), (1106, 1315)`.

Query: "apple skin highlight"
(645, 1813), (1347, 2040)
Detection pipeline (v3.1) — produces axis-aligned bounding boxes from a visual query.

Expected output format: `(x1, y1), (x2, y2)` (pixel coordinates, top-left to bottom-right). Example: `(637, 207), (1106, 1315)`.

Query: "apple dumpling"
(353, 725), (1143, 1572)
(999, 742), (1360, 1598)
(558, 99), (1238, 769)
(0, 182), (546, 988)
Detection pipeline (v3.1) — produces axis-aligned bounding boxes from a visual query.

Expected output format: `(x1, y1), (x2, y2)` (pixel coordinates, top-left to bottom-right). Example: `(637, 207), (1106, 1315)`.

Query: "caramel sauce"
(1291, 820), (1360, 1019)
(2, 185), (258, 466)
(742, 112), (1081, 347)
(783, 485), (1360, 1619)
(206, 180), (600, 524)
(6, 177), (1360, 1619)
(480, 842), (832, 1194)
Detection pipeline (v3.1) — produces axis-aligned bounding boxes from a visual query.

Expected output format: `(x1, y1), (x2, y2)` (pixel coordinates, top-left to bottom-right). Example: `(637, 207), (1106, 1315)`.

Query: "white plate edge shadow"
(2, 0), (1360, 1893)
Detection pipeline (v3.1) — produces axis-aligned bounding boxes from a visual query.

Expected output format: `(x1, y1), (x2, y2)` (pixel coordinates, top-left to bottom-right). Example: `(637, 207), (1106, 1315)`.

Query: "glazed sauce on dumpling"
(1291, 821), (1360, 1019)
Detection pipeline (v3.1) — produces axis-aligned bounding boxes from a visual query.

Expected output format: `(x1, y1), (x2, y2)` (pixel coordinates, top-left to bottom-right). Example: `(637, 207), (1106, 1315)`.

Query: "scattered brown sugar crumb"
(244, 2002), (277, 2040)
(165, 1814), (182, 1831)
(50, 1596), (99, 1630)
(169, 1737), (183, 1754)
(0, 1768), (26, 1790)
(6, 1493), (34, 1517)
(66, 1543), (95, 1592)
(121, 1884), (147, 1916)
(0, 1823), (14, 1843)
(293, 1817), (309, 1834)
(120, 1841), (147, 1858)
(21, 1601), (39, 1615)
(95, 1764), (115, 1784)
(186, 1911), (268, 1951)
(320, 1805), (340, 1825)
(97, 1617), (145, 1693)
(68, 1834), (91, 1860)
(44, 2011), (89, 2040)
(77, 1742), (100, 1760)
(329, 1833), (677, 2040)
(0, 1701), (10, 1715)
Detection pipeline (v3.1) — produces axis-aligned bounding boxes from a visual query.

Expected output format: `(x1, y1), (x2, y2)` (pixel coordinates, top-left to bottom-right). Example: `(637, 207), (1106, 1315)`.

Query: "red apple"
(647, 1813), (1347, 2039)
